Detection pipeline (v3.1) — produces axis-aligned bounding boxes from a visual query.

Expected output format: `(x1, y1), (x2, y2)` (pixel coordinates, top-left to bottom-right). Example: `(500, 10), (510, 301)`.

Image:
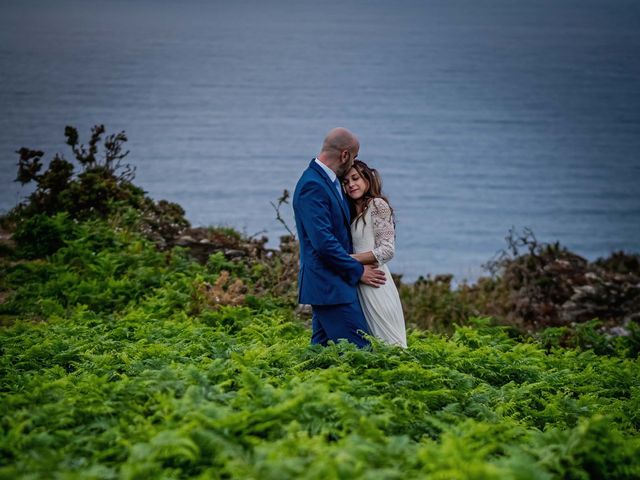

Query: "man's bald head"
(320, 127), (359, 156)
(317, 127), (360, 176)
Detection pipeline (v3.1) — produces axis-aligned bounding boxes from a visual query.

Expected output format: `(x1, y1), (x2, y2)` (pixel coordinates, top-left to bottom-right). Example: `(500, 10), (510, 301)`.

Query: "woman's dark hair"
(345, 160), (394, 227)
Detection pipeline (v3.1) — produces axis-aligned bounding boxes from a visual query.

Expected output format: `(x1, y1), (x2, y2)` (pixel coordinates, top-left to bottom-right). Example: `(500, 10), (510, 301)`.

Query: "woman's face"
(343, 167), (369, 200)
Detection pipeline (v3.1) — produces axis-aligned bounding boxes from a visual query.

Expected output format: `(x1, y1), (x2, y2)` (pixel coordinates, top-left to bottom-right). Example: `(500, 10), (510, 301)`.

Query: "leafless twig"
(270, 189), (296, 239)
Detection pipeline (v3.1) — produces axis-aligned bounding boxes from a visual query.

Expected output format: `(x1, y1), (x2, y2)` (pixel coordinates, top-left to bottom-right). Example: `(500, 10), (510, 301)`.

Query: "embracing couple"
(293, 127), (407, 349)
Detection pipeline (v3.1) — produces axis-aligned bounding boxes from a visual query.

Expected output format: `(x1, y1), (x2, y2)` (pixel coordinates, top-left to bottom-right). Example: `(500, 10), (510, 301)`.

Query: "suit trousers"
(311, 300), (371, 348)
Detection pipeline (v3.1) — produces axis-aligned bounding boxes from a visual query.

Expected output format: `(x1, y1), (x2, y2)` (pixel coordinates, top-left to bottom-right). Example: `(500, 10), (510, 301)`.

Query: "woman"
(343, 160), (407, 348)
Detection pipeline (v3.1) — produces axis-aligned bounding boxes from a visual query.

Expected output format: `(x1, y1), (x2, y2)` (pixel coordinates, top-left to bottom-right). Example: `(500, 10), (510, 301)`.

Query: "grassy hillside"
(1, 215), (639, 479)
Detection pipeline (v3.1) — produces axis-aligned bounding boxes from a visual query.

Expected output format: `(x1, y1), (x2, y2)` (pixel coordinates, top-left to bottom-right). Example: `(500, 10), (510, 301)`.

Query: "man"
(293, 127), (386, 347)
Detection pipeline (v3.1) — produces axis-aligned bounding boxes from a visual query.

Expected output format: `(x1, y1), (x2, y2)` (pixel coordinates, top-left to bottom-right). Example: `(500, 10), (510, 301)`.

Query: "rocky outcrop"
(491, 234), (640, 334)
(560, 263), (640, 335)
(171, 227), (269, 264)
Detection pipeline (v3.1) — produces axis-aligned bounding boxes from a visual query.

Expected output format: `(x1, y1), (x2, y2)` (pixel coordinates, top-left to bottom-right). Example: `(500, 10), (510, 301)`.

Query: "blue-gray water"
(1, 0), (639, 282)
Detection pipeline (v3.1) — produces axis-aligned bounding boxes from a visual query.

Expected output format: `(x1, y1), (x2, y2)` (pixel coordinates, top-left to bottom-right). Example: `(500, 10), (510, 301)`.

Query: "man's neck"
(315, 158), (338, 181)
(316, 155), (338, 175)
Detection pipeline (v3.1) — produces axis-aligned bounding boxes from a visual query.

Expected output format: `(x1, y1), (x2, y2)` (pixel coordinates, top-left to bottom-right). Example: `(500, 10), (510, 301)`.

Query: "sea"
(1, 0), (639, 282)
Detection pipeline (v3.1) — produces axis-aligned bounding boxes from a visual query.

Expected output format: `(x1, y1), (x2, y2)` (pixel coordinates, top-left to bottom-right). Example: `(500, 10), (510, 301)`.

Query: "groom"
(293, 127), (386, 347)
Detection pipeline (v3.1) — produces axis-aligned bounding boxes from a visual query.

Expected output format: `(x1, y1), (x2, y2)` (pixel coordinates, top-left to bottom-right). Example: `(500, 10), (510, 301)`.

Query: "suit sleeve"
(296, 180), (364, 285)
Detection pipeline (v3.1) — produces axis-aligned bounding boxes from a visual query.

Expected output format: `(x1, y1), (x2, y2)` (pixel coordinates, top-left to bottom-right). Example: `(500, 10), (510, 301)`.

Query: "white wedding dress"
(351, 198), (407, 348)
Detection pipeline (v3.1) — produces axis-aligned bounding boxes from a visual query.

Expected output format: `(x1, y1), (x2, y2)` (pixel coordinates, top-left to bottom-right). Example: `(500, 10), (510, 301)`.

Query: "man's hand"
(360, 264), (386, 287)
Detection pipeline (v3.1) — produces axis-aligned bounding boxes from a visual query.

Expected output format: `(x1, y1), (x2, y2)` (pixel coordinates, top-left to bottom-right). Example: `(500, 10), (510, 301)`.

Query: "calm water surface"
(1, 0), (639, 281)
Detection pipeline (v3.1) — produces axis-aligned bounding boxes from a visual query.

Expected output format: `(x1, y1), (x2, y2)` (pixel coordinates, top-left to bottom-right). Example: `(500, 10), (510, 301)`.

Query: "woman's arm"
(350, 251), (378, 265)
(350, 198), (396, 265)
(370, 198), (395, 265)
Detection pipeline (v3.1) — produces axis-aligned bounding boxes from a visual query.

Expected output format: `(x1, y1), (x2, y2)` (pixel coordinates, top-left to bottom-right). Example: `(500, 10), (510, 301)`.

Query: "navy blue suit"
(293, 159), (370, 347)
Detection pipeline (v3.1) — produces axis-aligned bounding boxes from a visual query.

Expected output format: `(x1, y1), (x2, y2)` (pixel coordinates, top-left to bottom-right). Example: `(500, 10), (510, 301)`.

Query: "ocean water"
(1, 0), (639, 281)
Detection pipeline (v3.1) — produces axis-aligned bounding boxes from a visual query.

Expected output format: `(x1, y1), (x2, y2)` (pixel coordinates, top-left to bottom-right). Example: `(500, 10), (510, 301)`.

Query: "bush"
(12, 212), (75, 259)
(9, 125), (189, 247)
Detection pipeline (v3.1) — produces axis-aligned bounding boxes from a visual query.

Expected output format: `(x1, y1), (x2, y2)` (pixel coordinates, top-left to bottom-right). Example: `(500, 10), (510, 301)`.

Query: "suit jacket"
(293, 159), (364, 305)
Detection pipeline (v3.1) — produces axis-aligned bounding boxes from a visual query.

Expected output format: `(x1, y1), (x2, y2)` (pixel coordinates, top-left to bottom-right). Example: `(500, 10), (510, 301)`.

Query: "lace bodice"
(351, 197), (395, 265)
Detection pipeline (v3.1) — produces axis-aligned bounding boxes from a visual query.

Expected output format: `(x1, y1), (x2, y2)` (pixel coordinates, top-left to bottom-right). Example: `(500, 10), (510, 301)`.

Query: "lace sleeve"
(370, 198), (395, 265)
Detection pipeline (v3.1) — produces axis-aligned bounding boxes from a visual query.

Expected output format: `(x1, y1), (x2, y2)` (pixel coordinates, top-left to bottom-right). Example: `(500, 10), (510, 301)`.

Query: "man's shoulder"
(301, 171), (323, 184)
(293, 169), (330, 211)
(295, 166), (325, 191)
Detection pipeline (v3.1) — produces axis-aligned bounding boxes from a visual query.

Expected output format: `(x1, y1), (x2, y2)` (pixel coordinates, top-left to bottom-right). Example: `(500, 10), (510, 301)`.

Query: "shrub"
(10, 125), (189, 247)
(12, 212), (75, 259)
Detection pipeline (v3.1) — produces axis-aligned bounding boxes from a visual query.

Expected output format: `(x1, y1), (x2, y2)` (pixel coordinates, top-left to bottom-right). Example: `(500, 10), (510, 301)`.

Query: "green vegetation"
(398, 229), (640, 349)
(1, 127), (639, 478)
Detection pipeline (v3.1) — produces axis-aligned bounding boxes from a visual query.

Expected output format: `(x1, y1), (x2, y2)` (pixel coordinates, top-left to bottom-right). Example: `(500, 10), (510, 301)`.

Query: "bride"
(342, 160), (407, 348)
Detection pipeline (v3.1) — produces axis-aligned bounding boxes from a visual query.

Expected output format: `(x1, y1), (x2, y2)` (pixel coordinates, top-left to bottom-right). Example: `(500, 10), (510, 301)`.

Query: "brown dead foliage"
(194, 271), (247, 311)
